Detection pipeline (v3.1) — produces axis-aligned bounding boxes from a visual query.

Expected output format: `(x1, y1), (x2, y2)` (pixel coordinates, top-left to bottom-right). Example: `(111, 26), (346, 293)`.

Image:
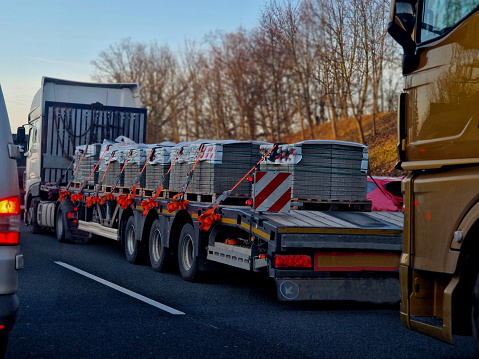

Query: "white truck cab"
(23, 77), (145, 237)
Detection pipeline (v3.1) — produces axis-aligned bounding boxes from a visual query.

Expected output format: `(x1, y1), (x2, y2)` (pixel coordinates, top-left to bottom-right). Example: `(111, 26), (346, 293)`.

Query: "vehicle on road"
(0, 85), (24, 357)
(389, 0), (479, 350)
(366, 176), (403, 212)
(22, 77), (403, 303)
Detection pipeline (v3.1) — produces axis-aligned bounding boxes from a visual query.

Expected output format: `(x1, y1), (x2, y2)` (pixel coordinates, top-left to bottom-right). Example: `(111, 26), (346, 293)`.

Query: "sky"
(0, 0), (270, 132)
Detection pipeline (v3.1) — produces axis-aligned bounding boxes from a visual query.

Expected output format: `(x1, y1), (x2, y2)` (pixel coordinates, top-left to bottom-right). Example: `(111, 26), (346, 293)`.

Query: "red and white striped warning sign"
(254, 171), (291, 213)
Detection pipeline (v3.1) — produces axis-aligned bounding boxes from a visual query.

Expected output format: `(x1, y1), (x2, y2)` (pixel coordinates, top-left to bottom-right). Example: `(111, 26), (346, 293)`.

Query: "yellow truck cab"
(388, 0), (479, 348)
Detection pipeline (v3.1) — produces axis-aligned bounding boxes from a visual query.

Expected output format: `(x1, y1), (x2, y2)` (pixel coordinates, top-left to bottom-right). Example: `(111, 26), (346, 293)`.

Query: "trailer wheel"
(149, 219), (170, 272)
(124, 216), (145, 264)
(28, 198), (42, 234)
(472, 274), (479, 351)
(56, 208), (67, 243)
(178, 223), (199, 281)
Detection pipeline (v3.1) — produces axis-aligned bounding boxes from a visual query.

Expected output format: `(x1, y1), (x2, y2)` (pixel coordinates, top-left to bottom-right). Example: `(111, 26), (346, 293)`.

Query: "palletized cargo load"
(145, 147), (173, 191)
(166, 140), (264, 197)
(189, 141), (265, 196)
(73, 144), (101, 186)
(260, 140), (368, 201)
(79, 141), (175, 193)
(73, 139), (370, 207)
(123, 148), (149, 189)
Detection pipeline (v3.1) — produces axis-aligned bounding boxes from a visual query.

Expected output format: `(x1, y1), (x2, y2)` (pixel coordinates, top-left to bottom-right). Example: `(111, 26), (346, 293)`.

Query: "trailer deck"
(73, 190), (403, 302)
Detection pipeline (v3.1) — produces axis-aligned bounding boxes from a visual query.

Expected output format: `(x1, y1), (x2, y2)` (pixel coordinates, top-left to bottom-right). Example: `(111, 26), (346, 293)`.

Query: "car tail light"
(0, 196), (21, 246)
(0, 196), (20, 215)
(0, 232), (19, 245)
(274, 254), (312, 269)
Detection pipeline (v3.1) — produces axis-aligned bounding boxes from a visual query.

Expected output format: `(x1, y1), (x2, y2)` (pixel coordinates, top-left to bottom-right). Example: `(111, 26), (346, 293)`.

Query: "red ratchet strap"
(99, 150), (133, 205)
(86, 151), (115, 208)
(167, 144), (204, 213)
(198, 144), (277, 231)
(118, 148), (155, 210)
(59, 145), (89, 203)
(141, 147), (182, 216)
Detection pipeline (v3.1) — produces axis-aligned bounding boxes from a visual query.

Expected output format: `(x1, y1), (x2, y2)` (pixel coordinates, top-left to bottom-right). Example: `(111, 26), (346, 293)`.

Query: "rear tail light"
(0, 196), (21, 245)
(67, 211), (78, 220)
(0, 232), (19, 245)
(274, 254), (312, 269)
(0, 196), (20, 215)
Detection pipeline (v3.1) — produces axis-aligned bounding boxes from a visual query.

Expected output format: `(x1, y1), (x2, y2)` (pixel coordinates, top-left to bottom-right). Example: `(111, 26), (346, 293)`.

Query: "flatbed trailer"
(57, 186), (403, 302)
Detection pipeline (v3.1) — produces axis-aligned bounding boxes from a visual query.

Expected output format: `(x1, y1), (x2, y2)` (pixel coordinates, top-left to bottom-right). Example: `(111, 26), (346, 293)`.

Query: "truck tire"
(149, 219), (169, 272)
(124, 216), (146, 264)
(472, 274), (479, 351)
(28, 198), (42, 234)
(178, 223), (199, 281)
(56, 207), (67, 243)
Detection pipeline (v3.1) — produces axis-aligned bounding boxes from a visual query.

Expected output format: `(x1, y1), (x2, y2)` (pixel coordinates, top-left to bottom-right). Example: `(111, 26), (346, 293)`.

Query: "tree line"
(91, 0), (400, 144)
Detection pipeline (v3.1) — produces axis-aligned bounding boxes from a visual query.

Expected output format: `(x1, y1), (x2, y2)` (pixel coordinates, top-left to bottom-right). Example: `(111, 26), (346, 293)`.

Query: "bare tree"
(91, 1), (401, 144)
(207, 28), (264, 140)
(91, 39), (181, 143)
(366, 0), (392, 136)
(91, 38), (146, 84)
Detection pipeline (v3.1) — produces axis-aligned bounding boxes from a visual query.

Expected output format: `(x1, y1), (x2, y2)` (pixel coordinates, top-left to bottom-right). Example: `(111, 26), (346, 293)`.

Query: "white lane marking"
(55, 261), (185, 315)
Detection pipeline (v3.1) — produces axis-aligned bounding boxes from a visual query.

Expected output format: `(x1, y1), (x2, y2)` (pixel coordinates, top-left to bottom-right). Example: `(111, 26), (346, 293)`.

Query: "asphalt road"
(5, 225), (478, 358)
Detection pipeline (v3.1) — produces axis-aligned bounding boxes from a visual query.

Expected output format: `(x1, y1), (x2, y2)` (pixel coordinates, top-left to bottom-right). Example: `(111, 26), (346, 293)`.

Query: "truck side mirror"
(8, 143), (22, 160)
(16, 126), (26, 143)
(388, 0), (420, 74)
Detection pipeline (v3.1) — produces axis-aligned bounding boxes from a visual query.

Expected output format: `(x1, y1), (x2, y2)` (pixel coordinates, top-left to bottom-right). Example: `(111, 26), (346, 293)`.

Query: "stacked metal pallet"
(188, 141), (264, 196)
(73, 144), (101, 186)
(144, 147), (172, 191)
(260, 140), (368, 201)
(123, 148), (150, 189)
(98, 148), (127, 188)
(169, 144), (196, 193)
(329, 142), (368, 200)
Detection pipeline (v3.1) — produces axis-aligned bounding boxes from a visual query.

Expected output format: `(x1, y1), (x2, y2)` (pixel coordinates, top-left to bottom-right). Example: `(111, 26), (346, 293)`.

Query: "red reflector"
(67, 211), (78, 219)
(0, 232), (20, 245)
(0, 196), (20, 215)
(274, 254), (311, 269)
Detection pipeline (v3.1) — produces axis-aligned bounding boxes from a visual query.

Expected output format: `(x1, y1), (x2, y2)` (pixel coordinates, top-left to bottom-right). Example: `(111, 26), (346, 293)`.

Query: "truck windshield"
(421, 0), (479, 42)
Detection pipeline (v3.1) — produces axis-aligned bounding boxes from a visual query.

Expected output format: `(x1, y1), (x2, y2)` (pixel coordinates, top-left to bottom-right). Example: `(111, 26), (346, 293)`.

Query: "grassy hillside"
(280, 113), (406, 177)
